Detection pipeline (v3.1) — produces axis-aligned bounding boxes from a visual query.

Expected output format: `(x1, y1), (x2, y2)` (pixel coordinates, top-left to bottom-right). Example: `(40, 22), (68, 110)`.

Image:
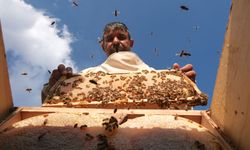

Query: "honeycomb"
(43, 69), (208, 109)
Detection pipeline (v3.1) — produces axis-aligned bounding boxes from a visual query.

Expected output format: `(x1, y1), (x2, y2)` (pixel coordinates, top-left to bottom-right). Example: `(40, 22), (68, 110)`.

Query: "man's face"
(101, 29), (134, 56)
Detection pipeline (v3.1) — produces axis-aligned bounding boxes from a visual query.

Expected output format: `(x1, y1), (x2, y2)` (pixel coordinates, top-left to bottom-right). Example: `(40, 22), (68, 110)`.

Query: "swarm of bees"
(44, 70), (208, 109)
(102, 116), (119, 132)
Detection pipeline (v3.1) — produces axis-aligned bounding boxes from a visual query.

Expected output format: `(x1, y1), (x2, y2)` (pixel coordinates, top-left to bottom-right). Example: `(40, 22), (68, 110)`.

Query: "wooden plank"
(200, 111), (234, 150)
(0, 21), (13, 122)
(211, 1), (250, 149)
(0, 108), (22, 132)
(20, 107), (202, 124)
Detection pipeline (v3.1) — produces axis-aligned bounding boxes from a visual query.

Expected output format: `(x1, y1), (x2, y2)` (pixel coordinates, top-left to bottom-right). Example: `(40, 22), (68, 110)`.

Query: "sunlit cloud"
(0, 0), (76, 106)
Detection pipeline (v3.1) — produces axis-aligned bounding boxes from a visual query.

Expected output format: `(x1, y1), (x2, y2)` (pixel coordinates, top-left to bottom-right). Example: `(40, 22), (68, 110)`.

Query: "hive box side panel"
(211, 0), (250, 149)
(0, 22), (13, 121)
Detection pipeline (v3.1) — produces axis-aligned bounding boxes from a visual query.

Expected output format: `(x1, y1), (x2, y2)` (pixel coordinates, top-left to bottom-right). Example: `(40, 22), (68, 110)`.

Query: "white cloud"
(0, 0), (76, 106)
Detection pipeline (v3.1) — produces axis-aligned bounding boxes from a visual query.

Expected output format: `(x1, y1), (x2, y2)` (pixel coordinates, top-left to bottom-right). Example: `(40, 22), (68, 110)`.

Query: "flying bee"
(97, 36), (102, 43)
(176, 50), (191, 57)
(48, 70), (51, 74)
(113, 10), (120, 16)
(50, 21), (55, 26)
(180, 5), (189, 11)
(193, 25), (200, 31)
(72, 0), (78, 6)
(90, 54), (95, 59)
(150, 32), (153, 36)
(21, 72), (28, 75)
(74, 123), (78, 128)
(216, 50), (221, 56)
(26, 88), (32, 93)
(154, 48), (159, 56)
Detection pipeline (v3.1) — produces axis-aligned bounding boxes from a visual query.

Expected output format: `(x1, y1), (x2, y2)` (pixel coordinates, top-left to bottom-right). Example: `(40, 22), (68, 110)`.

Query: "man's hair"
(102, 22), (131, 39)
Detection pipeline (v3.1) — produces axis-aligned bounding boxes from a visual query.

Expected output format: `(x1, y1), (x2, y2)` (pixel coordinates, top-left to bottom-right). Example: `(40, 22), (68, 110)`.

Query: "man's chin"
(107, 48), (131, 56)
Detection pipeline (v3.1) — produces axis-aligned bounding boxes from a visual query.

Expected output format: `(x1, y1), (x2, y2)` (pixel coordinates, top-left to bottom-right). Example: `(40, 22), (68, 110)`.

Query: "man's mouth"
(112, 44), (122, 53)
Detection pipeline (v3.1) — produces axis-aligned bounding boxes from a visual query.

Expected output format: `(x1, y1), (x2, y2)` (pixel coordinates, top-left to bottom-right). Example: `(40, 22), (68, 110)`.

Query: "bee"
(154, 48), (159, 56)
(80, 124), (88, 130)
(97, 134), (109, 149)
(193, 140), (205, 149)
(119, 114), (128, 125)
(150, 32), (153, 36)
(74, 123), (78, 128)
(90, 54), (95, 59)
(113, 108), (117, 113)
(180, 5), (189, 11)
(176, 50), (191, 57)
(174, 114), (178, 120)
(21, 72), (28, 75)
(50, 21), (55, 26)
(113, 10), (120, 16)
(26, 88), (32, 93)
(85, 133), (94, 141)
(43, 118), (48, 126)
(102, 116), (118, 131)
(89, 79), (98, 85)
(48, 70), (51, 74)
(38, 132), (47, 140)
(193, 25), (200, 31)
(72, 1), (78, 7)
(97, 37), (102, 43)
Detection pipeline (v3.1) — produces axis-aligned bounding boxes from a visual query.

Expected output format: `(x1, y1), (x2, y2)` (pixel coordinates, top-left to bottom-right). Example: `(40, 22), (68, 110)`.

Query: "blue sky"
(0, 0), (231, 109)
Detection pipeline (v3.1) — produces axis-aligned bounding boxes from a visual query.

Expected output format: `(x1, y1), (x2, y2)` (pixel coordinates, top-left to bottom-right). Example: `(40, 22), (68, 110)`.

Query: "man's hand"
(173, 63), (196, 82)
(48, 64), (73, 87)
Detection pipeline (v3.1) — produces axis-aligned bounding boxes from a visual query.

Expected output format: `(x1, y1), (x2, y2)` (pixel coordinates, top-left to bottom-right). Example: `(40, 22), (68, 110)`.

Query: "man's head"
(101, 22), (134, 56)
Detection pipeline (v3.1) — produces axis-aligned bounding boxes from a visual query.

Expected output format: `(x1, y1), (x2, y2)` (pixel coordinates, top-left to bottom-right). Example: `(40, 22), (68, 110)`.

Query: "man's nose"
(113, 37), (119, 44)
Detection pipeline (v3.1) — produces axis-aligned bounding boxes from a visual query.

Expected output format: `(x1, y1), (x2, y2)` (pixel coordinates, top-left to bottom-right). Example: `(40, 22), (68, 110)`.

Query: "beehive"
(43, 70), (208, 109)
(0, 111), (225, 150)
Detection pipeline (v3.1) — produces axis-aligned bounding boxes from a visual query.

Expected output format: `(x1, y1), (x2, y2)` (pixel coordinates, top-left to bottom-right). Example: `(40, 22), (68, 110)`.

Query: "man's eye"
(106, 36), (114, 42)
(117, 34), (127, 40)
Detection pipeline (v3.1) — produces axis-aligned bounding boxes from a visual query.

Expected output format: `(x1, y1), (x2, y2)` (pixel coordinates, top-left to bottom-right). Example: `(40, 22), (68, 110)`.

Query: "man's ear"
(130, 39), (134, 47)
(100, 40), (105, 51)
